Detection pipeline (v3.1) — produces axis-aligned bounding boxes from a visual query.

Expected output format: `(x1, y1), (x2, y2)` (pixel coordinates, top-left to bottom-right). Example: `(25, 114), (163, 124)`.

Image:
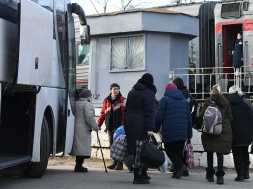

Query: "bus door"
(222, 24), (242, 79)
(63, 10), (76, 154)
(17, 0), (53, 86)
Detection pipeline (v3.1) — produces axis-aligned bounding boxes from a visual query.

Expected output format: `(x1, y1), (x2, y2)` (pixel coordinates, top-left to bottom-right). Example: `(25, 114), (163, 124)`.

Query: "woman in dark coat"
(232, 32), (243, 68)
(200, 85), (233, 185)
(226, 86), (253, 182)
(124, 73), (157, 184)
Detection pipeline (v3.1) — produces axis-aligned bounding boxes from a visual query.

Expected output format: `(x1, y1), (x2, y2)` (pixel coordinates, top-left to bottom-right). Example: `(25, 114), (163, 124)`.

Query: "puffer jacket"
(226, 93), (253, 146)
(155, 89), (192, 143)
(200, 93), (233, 154)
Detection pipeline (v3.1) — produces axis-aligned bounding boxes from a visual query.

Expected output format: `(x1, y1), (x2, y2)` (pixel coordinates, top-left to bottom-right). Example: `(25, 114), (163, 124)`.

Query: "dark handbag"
(140, 140), (165, 167)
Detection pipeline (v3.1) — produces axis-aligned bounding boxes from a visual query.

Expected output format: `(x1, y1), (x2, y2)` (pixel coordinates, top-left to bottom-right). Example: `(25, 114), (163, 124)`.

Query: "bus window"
(77, 44), (90, 65)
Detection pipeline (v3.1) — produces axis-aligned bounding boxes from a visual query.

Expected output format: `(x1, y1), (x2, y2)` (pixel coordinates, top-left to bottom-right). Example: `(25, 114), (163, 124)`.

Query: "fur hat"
(78, 89), (92, 98)
(164, 83), (177, 91)
(229, 85), (242, 95)
(210, 84), (221, 96)
(229, 85), (238, 94)
(141, 73), (154, 84)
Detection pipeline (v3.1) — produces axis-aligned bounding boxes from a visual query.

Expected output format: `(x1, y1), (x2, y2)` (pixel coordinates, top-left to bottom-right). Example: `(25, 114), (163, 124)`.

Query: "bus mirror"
(80, 25), (90, 45)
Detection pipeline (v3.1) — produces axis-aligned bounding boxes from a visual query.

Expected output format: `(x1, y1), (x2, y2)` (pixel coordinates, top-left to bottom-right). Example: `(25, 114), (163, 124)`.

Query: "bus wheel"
(20, 116), (50, 178)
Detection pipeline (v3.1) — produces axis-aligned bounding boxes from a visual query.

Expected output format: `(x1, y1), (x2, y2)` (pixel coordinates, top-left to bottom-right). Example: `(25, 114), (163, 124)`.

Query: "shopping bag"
(140, 140), (165, 167)
(110, 134), (127, 161)
(113, 125), (125, 141)
(185, 140), (194, 167)
(158, 158), (168, 174)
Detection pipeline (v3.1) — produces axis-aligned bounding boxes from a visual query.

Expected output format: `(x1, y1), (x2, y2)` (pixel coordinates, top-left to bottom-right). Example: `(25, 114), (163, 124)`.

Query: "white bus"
(0, 0), (90, 177)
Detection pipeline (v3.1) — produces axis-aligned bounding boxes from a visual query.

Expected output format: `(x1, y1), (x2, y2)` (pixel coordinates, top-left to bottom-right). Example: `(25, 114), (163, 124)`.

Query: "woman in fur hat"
(200, 85), (233, 185)
(227, 86), (253, 182)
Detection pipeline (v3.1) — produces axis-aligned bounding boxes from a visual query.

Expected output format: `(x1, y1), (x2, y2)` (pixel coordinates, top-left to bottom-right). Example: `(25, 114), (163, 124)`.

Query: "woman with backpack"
(200, 84), (233, 185)
(226, 86), (253, 182)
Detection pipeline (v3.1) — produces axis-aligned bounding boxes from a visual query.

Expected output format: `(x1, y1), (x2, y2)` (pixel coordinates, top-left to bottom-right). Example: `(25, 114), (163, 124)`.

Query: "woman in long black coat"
(227, 86), (253, 182)
(124, 73), (157, 185)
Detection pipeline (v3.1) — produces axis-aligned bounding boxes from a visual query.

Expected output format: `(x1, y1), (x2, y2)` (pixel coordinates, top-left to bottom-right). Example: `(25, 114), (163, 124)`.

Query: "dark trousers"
(232, 146), (250, 166)
(108, 130), (114, 147)
(164, 141), (186, 174)
(76, 156), (85, 164)
(207, 152), (224, 172)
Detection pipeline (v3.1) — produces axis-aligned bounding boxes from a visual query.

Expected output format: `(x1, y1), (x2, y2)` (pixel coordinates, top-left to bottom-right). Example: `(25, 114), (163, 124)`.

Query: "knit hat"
(78, 89), (92, 98)
(141, 73), (154, 84)
(164, 83), (177, 91)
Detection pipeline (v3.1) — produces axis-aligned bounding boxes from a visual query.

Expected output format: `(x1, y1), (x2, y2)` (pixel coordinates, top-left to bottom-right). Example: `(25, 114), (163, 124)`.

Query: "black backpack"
(189, 94), (202, 131)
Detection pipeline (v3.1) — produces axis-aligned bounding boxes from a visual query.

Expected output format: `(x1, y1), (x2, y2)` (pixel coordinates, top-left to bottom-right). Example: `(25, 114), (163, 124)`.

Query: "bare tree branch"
(115, 0), (143, 11)
(95, 0), (109, 13)
(89, 0), (100, 14)
(123, 0), (133, 10)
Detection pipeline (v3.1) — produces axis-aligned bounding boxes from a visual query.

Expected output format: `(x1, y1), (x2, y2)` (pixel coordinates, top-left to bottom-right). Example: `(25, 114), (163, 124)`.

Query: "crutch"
(96, 131), (108, 173)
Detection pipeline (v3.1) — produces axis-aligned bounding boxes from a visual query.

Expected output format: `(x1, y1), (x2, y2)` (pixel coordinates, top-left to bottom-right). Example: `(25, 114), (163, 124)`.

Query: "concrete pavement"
(0, 158), (252, 189)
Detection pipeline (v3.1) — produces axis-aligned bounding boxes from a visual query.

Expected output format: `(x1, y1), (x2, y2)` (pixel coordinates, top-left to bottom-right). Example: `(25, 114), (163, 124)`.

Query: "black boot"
(107, 160), (117, 170)
(216, 171), (225, 185)
(133, 168), (150, 184)
(74, 156), (88, 172)
(235, 165), (244, 182)
(176, 165), (186, 179)
(114, 161), (123, 170)
(141, 168), (151, 180)
(206, 168), (215, 182)
(244, 164), (250, 179)
(74, 163), (88, 172)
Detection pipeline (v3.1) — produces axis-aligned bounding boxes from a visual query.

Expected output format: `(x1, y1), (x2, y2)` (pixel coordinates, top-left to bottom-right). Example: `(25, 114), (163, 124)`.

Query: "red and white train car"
(214, 0), (253, 98)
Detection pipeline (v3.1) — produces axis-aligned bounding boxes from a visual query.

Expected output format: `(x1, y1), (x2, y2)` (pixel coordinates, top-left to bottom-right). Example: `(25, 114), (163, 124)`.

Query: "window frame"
(109, 33), (146, 72)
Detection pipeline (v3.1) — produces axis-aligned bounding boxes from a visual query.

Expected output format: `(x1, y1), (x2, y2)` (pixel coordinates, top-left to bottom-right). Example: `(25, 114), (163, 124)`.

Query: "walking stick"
(96, 131), (108, 173)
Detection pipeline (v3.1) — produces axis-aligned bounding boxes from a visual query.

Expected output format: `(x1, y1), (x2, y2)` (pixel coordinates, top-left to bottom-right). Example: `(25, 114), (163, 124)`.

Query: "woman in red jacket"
(97, 83), (126, 170)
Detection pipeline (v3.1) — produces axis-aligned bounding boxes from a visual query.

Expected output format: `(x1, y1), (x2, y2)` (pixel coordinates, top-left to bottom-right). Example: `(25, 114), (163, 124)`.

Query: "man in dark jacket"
(155, 83), (192, 179)
(124, 73), (157, 184)
(227, 86), (253, 182)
